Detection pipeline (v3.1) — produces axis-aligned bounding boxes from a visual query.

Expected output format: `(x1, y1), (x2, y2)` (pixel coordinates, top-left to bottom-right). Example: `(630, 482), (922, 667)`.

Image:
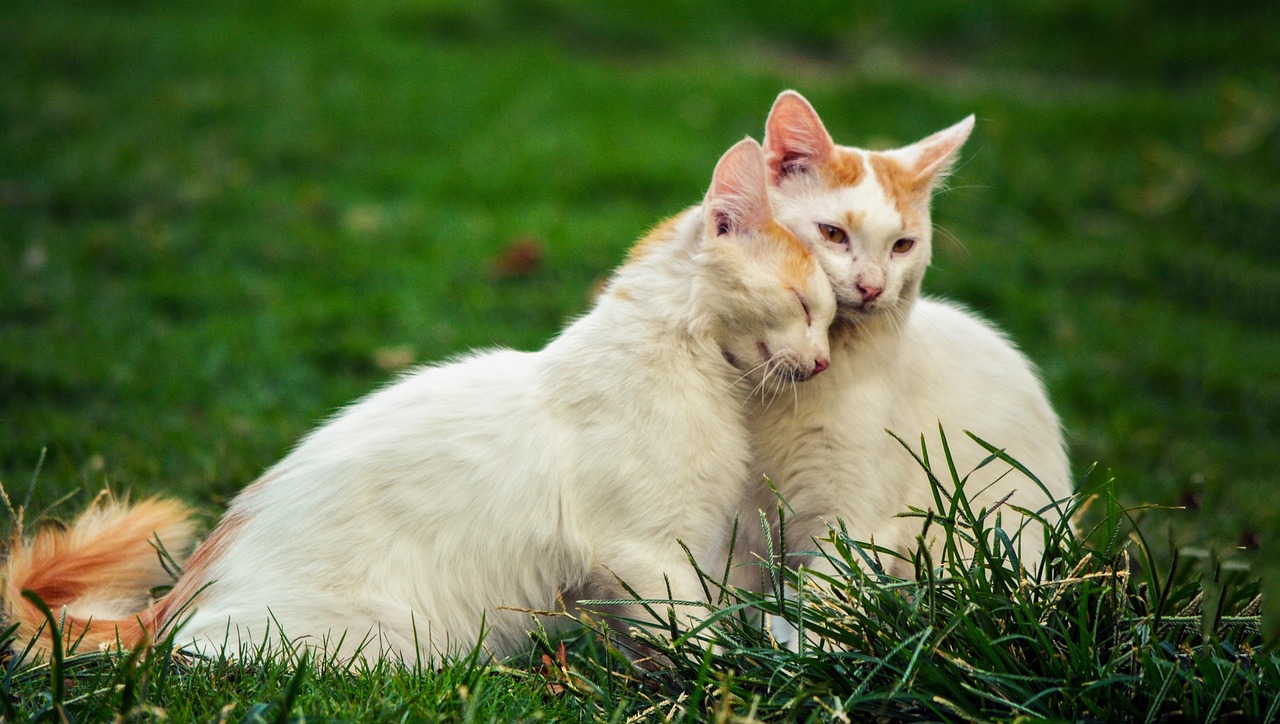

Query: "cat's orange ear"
(706, 138), (771, 237)
(902, 115), (975, 194)
(763, 91), (835, 184)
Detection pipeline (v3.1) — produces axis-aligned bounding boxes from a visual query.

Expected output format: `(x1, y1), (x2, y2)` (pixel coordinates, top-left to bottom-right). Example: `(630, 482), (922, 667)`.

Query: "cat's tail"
(1, 495), (198, 659)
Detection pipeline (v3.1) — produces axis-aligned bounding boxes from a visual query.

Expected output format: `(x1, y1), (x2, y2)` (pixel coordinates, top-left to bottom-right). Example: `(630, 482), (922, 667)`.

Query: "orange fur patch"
(58, 607), (157, 655)
(819, 148), (865, 188)
(2, 497), (195, 657)
(152, 472), (277, 633)
(868, 153), (927, 230)
(763, 219), (817, 287)
(11, 499), (193, 609)
(623, 214), (682, 266)
(913, 142), (951, 176)
(842, 210), (867, 235)
(153, 504), (249, 627)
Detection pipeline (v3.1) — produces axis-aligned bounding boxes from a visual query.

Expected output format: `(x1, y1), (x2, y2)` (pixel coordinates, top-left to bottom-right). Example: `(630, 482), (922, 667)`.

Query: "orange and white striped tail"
(1, 496), (197, 658)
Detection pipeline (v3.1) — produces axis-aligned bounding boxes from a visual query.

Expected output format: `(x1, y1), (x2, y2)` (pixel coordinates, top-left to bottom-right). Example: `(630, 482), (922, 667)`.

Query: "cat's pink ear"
(763, 91), (835, 184)
(903, 114), (975, 193)
(706, 138), (772, 236)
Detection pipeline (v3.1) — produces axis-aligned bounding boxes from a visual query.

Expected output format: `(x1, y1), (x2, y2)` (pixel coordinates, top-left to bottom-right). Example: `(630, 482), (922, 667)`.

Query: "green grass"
(5, 613), (593, 721)
(565, 449), (1276, 722)
(2, 0), (1278, 719)
(4, 441), (1274, 721)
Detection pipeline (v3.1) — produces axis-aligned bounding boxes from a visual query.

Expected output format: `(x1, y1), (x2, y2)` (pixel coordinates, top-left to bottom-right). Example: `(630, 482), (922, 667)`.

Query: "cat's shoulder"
(905, 296), (1045, 391)
(908, 296), (1019, 351)
(348, 347), (537, 409)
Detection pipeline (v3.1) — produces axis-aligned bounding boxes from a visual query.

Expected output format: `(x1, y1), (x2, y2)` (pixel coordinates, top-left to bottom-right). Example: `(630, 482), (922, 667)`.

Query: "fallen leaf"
(489, 236), (544, 279)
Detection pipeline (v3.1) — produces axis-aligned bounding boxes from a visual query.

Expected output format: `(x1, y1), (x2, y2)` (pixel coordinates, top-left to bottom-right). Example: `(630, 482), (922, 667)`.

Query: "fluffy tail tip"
(1, 494), (198, 658)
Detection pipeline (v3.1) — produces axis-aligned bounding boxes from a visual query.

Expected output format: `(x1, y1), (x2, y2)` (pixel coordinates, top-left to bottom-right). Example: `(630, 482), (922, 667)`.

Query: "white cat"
(3, 138), (836, 664)
(737, 92), (1071, 588)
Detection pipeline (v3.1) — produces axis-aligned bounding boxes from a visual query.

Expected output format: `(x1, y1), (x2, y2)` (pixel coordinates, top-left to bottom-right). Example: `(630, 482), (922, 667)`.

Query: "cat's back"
(904, 298), (1051, 421)
(241, 346), (565, 531)
(178, 346), (577, 644)
(898, 297), (1070, 499)
(295, 348), (543, 459)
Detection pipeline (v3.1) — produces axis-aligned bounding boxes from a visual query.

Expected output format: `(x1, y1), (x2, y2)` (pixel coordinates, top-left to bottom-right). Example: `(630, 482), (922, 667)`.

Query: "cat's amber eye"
(816, 223), (848, 246)
(892, 238), (916, 254)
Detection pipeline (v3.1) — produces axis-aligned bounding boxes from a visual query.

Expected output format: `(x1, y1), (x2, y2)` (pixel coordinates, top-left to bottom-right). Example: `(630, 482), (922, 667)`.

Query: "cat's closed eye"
(892, 238), (916, 254)
(793, 289), (812, 324)
(816, 222), (848, 246)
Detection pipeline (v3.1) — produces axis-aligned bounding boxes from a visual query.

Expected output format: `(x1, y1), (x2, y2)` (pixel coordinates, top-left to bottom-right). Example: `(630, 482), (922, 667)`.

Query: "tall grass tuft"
(564, 433), (1276, 722)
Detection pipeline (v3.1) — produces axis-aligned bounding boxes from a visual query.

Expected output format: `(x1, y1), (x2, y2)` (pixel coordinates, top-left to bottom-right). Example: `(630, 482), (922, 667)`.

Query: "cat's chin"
(834, 296), (877, 318)
(832, 305), (898, 337)
(835, 306), (880, 324)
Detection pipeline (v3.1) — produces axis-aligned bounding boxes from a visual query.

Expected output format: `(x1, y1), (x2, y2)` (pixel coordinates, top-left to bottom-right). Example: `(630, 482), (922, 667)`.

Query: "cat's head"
(762, 90), (973, 324)
(697, 137), (835, 386)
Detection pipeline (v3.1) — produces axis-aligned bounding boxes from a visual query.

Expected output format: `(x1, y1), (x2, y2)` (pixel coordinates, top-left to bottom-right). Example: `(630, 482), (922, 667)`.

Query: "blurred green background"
(2, 0), (1277, 562)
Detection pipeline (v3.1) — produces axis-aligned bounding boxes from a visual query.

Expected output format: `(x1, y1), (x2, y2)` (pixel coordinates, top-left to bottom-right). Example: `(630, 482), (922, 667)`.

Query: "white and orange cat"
(3, 138), (836, 664)
(738, 92), (1072, 586)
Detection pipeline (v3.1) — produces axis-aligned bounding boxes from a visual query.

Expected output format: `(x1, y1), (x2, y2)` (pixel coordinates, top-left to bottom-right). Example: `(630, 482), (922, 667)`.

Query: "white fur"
(171, 140), (836, 663)
(735, 94), (1071, 592)
(742, 298), (1070, 580)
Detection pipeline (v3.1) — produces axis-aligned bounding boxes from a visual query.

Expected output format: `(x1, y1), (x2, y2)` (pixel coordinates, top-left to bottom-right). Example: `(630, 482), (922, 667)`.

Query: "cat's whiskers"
(759, 364), (780, 406)
(769, 370), (786, 405)
(732, 358), (768, 391)
(738, 363), (772, 407)
(754, 358), (787, 409)
(846, 310), (871, 338)
(885, 303), (909, 337)
(753, 350), (809, 414)
(933, 223), (967, 255)
(731, 359), (774, 404)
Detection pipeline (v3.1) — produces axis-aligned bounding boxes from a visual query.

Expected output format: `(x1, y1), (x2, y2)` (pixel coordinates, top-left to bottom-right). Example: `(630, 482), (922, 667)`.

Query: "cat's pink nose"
(857, 283), (883, 303)
(813, 358), (829, 375)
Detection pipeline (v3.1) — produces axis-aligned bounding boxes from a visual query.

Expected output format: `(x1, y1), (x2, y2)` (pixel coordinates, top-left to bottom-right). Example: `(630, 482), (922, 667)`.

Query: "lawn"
(2, 0), (1277, 719)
